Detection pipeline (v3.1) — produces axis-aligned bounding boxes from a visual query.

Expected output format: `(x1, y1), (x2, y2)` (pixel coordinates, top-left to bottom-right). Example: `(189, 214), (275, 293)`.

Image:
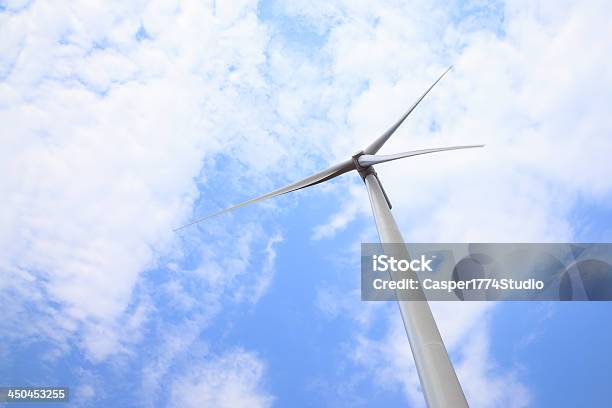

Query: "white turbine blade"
(364, 66), (453, 155)
(174, 159), (355, 231)
(358, 144), (484, 167)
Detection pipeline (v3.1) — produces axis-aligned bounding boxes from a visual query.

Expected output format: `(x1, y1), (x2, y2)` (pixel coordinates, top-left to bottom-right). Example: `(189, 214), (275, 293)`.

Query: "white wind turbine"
(177, 66), (481, 408)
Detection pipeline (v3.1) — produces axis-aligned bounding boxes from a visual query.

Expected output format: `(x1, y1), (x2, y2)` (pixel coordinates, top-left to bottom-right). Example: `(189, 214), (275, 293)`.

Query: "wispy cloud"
(170, 349), (273, 408)
(3, 0), (611, 406)
(0, 0), (279, 356)
(300, 0), (612, 404)
(0, 0), (290, 403)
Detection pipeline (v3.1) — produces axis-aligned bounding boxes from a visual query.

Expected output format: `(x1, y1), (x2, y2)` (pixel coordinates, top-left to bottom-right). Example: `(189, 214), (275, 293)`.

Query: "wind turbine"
(177, 66), (481, 408)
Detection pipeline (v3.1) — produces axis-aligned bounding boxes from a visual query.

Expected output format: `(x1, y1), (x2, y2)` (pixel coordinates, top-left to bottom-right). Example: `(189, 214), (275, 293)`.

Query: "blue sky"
(1, 0), (612, 407)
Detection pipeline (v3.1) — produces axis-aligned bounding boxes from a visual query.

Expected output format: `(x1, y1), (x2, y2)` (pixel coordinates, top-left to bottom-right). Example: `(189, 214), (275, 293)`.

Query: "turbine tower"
(177, 66), (481, 408)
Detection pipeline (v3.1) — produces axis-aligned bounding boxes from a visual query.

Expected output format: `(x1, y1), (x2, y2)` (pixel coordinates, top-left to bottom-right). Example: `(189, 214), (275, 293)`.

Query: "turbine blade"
(358, 144), (484, 167)
(364, 66), (453, 155)
(175, 159), (356, 231)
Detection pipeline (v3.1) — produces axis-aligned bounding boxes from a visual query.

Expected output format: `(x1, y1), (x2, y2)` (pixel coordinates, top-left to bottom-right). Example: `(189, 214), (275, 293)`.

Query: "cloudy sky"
(1, 0), (611, 406)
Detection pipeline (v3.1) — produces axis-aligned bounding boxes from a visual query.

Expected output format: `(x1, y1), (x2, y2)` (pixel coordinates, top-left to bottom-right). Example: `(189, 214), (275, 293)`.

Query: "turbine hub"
(351, 150), (376, 181)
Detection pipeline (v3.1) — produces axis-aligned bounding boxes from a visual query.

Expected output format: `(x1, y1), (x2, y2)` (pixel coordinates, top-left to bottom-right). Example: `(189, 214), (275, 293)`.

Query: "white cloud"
(3, 0), (611, 405)
(311, 184), (367, 240)
(454, 315), (530, 408)
(248, 232), (284, 303)
(305, 0), (612, 244)
(0, 0), (288, 364)
(331, 302), (528, 408)
(137, 222), (283, 402)
(170, 349), (273, 408)
(303, 0), (612, 405)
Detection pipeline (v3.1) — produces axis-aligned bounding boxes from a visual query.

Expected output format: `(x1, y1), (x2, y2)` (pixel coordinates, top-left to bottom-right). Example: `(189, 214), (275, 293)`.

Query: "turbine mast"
(361, 167), (468, 408)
